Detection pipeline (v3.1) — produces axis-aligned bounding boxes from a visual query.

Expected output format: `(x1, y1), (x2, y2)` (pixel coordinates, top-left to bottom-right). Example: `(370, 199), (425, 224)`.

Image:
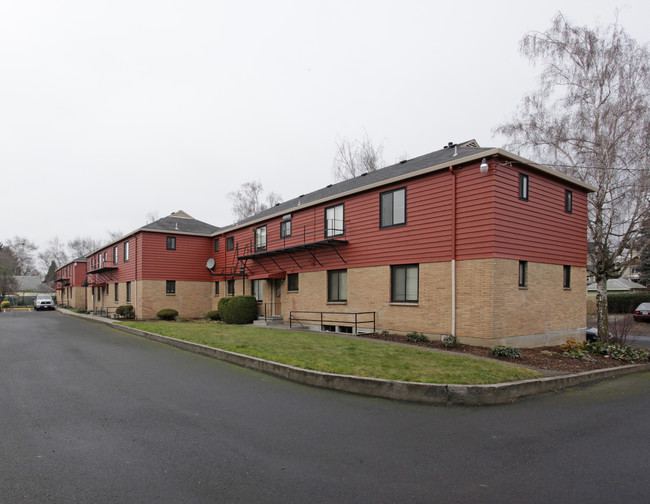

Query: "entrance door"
(272, 279), (282, 317)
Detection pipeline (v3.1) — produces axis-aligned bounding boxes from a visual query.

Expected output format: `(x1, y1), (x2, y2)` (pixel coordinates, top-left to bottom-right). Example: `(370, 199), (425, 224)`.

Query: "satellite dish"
(206, 258), (215, 271)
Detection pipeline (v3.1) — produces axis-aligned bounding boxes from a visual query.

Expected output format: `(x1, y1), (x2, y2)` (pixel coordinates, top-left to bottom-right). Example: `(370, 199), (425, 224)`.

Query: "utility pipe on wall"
(449, 166), (456, 337)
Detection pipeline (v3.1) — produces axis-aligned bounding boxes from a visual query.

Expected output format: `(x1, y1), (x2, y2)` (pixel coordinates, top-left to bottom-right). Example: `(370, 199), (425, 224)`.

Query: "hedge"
(157, 308), (179, 321)
(218, 295), (258, 324)
(607, 292), (650, 313)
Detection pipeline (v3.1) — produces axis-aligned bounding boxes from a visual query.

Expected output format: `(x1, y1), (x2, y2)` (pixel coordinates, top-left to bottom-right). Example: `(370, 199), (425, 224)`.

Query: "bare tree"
(5, 236), (40, 276)
(495, 13), (650, 342)
(67, 236), (103, 258)
(332, 132), (385, 181)
(228, 181), (283, 222)
(145, 211), (159, 224)
(0, 243), (19, 295)
(38, 237), (69, 273)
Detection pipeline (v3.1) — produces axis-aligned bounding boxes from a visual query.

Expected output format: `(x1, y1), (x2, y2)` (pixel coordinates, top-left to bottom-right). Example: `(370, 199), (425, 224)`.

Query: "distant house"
(60, 141), (593, 348)
(15, 276), (55, 295)
(587, 278), (647, 293)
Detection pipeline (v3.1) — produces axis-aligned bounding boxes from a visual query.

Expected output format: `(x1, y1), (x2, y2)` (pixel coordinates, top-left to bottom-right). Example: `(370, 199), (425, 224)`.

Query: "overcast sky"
(2, 0), (649, 254)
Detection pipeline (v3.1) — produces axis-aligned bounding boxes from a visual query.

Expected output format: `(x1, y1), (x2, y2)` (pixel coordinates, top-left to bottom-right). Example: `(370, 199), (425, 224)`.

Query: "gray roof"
(587, 278), (647, 291)
(140, 210), (220, 235)
(221, 140), (491, 232)
(15, 276), (55, 293)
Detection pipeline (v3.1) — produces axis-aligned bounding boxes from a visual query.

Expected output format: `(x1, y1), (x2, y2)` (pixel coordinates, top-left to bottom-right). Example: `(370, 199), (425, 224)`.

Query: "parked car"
(633, 302), (650, 322)
(34, 294), (55, 311)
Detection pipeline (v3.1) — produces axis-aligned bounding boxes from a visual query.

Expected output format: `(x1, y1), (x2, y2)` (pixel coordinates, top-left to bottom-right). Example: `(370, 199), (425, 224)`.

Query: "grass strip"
(118, 321), (541, 384)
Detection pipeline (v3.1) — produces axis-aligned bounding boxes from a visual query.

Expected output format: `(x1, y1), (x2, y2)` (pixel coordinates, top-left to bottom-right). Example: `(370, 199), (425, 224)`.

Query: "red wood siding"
(212, 155), (589, 278)
(490, 164), (588, 266)
(138, 233), (214, 281)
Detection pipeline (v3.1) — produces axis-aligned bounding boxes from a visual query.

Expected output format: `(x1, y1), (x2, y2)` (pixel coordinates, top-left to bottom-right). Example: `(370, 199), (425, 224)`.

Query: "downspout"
(449, 166), (456, 337)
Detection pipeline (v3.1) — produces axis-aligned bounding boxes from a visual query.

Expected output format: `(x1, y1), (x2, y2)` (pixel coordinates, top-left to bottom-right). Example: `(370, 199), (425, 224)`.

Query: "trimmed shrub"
(491, 346), (522, 358)
(157, 308), (179, 321)
(219, 295), (258, 324)
(442, 334), (458, 348)
(1, 301), (10, 309)
(115, 305), (135, 319)
(406, 331), (428, 343)
(204, 310), (221, 321)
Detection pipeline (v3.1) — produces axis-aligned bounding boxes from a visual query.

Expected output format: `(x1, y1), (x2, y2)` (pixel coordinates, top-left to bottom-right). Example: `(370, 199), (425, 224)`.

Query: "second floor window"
(325, 204), (344, 238)
(113, 246), (118, 265)
(227, 237), (234, 251)
(124, 241), (130, 262)
(519, 173), (529, 201)
(280, 214), (292, 238)
(380, 187), (406, 228)
(255, 226), (267, 251)
(166, 236), (176, 250)
(565, 190), (573, 213)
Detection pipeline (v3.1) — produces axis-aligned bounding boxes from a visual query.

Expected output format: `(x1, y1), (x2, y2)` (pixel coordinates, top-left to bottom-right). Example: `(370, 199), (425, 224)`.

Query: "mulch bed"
(356, 332), (632, 373)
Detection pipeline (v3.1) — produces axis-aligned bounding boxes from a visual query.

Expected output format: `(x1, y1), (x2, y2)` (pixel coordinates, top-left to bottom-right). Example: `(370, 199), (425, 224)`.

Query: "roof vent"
(400, 159), (408, 164)
(327, 184), (333, 188)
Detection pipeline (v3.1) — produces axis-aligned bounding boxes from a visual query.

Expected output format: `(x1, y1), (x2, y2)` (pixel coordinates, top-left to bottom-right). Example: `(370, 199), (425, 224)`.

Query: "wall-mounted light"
(479, 158), (489, 173)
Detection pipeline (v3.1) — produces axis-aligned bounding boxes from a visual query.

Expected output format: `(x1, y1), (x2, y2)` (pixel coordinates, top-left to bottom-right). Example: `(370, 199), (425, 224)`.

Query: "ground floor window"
(391, 264), (419, 302)
(563, 265), (571, 289)
(215, 281), (220, 295)
(114, 283), (119, 302)
(126, 281), (131, 302)
(251, 279), (263, 302)
(287, 273), (299, 292)
(166, 281), (176, 294)
(327, 269), (347, 302)
(519, 261), (528, 288)
(227, 279), (235, 296)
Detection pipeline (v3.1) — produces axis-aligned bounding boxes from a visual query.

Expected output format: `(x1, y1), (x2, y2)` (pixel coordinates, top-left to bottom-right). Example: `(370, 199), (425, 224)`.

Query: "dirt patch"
(355, 332), (635, 374)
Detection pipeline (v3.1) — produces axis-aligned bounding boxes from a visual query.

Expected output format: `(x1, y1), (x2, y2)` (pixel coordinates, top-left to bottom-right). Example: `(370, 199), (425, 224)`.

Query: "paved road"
(1, 311), (649, 503)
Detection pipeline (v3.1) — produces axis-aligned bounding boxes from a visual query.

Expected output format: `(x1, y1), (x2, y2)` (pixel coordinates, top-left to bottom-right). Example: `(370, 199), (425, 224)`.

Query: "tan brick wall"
(281, 263), (453, 335)
(280, 259), (586, 347)
(138, 280), (212, 319)
(457, 259), (587, 347)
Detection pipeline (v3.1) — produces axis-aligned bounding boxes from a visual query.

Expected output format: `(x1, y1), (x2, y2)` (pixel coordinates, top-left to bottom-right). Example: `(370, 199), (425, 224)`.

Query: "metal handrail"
(289, 310), (375, 334)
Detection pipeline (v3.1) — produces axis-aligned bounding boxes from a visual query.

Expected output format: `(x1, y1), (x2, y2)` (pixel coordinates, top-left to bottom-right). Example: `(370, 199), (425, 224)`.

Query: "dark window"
(113, 246), (118, 265)
(380, 187), (406, 228)
(287, 273), (299, 292)
(565, 190), (573, 213)
(226, 237), (234, 251)
(214, 239), (220, 252)
(519, 173), (529, 201)
(126, 281), (131, 302)
(280, 214), (292, 238)
(227, 279), (235, 296)
(251, 280), (263, 301)
(124, 241), (130, 262)
(327, 269), (347, 302)
(215, 282), (220, 295)
(391, 264), (419, 302)
(325, 204), (344, 237)
(519, 261), (528, 287)
(114, 283), (119, 302)
(563, 265), (571, 289)
(166, 236), (176, 250)
(166, 280), (176, 294)
(255, 226), (267, 251)
(96, 286), (101, 301)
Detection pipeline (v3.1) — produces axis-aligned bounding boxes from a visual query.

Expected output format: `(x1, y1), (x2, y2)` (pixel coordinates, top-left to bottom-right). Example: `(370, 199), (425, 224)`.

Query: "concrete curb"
(58, 308), (650, 405)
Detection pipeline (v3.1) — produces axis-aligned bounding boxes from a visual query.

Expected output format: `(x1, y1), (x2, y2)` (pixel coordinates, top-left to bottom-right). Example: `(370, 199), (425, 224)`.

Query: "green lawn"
(118, 321), (541, 385)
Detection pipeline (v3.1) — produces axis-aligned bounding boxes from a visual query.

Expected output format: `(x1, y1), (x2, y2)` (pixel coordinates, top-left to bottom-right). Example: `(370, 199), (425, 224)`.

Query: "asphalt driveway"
(2, 310), (649, 503)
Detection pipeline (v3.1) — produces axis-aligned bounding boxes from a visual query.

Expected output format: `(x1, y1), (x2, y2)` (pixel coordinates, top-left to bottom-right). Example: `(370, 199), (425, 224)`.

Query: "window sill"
(166, 293), (176, 296)
(519, 286), (528, 290)
(389, 302), (419, 307)
(327, 301), (347, 305)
